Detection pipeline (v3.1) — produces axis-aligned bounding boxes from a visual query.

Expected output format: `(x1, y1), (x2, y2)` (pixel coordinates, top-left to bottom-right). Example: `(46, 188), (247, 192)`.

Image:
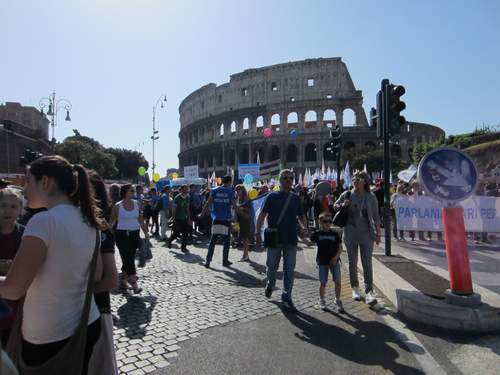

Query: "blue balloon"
(290, 129), (298, 138)
(244, 174), (253, 185)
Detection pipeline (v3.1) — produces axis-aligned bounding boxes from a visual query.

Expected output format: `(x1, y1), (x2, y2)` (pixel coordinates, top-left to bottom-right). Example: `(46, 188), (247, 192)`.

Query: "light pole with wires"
(39, 91), (72, 153)
(151, 94), (167, 178)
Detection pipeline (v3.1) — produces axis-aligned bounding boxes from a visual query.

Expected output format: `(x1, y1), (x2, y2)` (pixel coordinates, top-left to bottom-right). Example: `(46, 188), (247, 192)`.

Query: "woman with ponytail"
(87, 171), (119, 375)
(0, 155), (103, 375)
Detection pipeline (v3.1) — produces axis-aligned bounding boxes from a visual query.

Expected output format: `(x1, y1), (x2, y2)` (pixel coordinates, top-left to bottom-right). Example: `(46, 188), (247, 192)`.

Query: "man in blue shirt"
(256, 169), (307, 311)
(158, 186), (171, 240)
(199, 175), (236, 268)
(149, 188), (160, 236)
(189, 184), (202, 235)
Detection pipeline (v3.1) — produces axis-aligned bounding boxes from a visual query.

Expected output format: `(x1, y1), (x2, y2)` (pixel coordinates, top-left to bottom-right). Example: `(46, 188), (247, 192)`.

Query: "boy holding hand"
(310, 212), (344, 312)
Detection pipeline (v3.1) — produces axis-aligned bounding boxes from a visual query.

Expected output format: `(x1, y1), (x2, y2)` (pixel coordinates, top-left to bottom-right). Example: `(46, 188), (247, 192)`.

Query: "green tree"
(56, 136), (118, 178)
(107, 148), (149, 180)
(413, 126), (499, 163)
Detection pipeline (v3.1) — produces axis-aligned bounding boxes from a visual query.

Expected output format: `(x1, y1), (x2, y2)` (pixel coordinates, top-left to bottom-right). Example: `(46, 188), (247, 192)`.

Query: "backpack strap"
(276, 192), (294, 227)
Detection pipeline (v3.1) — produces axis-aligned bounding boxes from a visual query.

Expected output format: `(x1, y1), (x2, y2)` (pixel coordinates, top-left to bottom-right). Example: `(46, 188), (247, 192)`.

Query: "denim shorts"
(318, 261), (341, 284)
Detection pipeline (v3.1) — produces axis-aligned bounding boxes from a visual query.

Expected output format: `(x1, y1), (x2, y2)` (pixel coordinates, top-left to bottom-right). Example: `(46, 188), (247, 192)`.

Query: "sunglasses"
(130, 190), (136, 193)
(321, 219), (332, 224)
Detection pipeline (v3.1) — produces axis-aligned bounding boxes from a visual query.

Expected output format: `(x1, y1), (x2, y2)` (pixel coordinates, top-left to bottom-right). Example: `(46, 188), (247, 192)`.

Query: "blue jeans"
(318, 261), (341, 284)
(206, 234), (230, 264)
(266, 245), (297, 301)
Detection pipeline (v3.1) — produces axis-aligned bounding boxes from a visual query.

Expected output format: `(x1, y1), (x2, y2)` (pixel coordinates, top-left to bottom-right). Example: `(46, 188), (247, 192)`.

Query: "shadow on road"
(114, 295), (157, 338)
(170, 250), (205, 265)
(210, 266), (265, 288)
(399, 315), (500, 356)
(249, 260), (317, 282)
(279, 305), (425, 374)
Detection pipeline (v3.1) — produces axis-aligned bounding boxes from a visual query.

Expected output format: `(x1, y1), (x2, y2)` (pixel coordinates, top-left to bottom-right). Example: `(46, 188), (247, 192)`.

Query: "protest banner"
(393, 195), (500, 232)
(238, 163), (260, 180)
(184, 165), (199, 179)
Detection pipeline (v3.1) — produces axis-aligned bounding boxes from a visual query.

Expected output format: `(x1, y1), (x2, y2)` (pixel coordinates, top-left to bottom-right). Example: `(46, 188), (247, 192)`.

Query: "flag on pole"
(246, 193), (269, 241)
(397, 164), (417, 183)
(344, 161), (352, 189)
(210, 170), (216, 186)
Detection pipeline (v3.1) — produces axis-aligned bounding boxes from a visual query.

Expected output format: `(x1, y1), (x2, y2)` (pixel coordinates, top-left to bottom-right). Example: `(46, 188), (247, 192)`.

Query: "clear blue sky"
(2, 0), (499, 175)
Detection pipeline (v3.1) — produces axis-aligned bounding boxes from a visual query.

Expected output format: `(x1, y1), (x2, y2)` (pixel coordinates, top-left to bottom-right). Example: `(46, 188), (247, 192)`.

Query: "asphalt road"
(380, 237), (500, 294)
(155, 308), (424, 375)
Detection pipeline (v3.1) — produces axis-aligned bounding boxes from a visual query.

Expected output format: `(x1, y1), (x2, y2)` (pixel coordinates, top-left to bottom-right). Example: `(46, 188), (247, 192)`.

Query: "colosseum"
(178, 57), (444, 179)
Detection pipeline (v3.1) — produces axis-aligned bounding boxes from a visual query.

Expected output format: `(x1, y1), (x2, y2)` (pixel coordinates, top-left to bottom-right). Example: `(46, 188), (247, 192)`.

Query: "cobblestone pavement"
(111, 236), (389, 375)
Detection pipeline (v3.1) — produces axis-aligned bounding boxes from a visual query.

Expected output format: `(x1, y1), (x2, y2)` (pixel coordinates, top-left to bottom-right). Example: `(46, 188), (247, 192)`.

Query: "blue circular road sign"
(418, 147), (478, 203)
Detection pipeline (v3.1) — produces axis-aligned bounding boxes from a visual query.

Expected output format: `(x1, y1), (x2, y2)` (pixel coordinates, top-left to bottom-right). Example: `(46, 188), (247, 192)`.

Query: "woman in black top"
(88, 171), (119, 375)
(235, 185), (251, 262)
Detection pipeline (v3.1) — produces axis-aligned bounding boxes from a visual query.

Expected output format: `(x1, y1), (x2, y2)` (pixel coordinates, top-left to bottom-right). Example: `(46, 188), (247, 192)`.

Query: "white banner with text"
(393, 195), (500, 232)
(183, 165), (199, 179)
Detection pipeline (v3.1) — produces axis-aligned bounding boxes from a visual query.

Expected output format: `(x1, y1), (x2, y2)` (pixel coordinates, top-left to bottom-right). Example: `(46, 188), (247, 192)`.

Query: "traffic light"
(1, 120), (14, 131)
(20, 149), (43, 166)
(369, 107), (377, 128)
(387, 84), (406, 135)
(329, 124), (342, 158)
(376, 90), (384, 139)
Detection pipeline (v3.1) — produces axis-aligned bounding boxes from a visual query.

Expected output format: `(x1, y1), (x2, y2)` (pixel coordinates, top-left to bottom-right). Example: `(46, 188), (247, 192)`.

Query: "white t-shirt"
(22, 204), (100, 344)
(116, 200), (141, 231)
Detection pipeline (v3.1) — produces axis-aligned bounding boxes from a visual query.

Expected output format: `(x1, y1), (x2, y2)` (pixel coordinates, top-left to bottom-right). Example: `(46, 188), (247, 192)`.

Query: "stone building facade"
(0, 102), (51, 174)
(178, 58), (444, 178)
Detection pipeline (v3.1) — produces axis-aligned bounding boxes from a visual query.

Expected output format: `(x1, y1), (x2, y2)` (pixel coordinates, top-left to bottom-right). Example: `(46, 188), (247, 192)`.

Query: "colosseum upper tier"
(178, 57), (444, 177)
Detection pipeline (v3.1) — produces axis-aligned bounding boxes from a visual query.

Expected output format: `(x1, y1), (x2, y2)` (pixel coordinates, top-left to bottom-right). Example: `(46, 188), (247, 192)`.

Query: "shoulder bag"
(6, 230), (100, 375)
(333, 191), (351, 228)
(263, 192), (293, 248)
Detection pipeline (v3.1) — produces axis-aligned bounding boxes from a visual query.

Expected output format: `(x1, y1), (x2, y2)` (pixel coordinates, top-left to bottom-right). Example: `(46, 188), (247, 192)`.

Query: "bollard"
(442, 206), (473, 295)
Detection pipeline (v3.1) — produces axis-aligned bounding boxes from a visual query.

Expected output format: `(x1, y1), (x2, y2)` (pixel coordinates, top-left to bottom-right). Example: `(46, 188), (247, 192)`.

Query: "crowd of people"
(387, 179), (500, 243)
(1, 156), (497, 374)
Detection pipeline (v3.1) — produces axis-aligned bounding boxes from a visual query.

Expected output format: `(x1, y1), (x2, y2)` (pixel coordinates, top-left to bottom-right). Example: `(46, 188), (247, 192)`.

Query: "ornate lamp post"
(151, 94), (167, 178)
(39, 91), (72, 153)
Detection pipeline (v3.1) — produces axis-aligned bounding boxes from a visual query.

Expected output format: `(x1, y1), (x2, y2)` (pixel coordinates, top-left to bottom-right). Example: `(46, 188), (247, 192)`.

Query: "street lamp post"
(151, 94), (167, 178)
(39, 91), (72, 153)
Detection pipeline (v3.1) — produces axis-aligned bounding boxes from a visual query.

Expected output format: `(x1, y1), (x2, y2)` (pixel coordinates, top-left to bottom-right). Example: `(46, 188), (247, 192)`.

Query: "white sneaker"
(335, 298), (345, 313)
(365, 291), (377, 305)
(352, 287), (362, 301)
(319, 298), (327, 310)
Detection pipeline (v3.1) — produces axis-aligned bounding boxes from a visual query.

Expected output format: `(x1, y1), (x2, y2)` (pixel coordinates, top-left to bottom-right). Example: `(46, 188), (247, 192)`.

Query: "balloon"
(138, 166), (146, 176)
(263, 128), (272, 138)
(244, 174), (253, 185)
(273, 185), (280, 191)
(153, 172), (160, 182)
(172, 172), (178, 180)
(216, 177), (222, 185)
(248, 189), (258, 199)
(244, 183), (252, 192)
(290, 129), (298, 138)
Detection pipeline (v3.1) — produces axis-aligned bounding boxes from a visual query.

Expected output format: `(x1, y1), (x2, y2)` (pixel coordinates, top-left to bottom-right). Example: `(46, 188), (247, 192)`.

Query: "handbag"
(138, 238), (153, 267)
(263, 192), (293, 248)
(333, 191), (351, 228)
(6, 230), (100, 375)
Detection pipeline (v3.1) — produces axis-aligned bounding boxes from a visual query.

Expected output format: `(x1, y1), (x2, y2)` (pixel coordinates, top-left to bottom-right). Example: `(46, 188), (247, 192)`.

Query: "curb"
(371, 254), (500, 332)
